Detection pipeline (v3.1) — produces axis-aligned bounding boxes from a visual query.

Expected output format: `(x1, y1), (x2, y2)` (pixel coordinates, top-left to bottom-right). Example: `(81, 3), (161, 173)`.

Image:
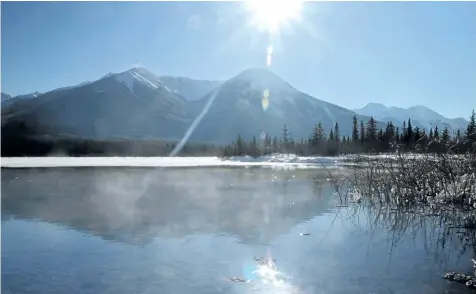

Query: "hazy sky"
(1, 1), (475, 118)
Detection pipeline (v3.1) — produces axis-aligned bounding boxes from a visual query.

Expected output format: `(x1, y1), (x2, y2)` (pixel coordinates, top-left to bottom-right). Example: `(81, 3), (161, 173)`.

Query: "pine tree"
(466, 109), (476, 140)
(406, 118), (413, 146)
(272, 136), (279, 153)
(282, 125), (290, 146)
(352, 115), (359, 142)
(442, 127), (450, 144)
(235, 134), (245, 155)
(434, 126), (440, 140)
(360, 120), (365, 146)
(334, 122), (340, 145)
(310, 122), (325, 146)
(250, 136), (260, 157)
(366, 116), (377, 143)
(402, 121), (407, 140)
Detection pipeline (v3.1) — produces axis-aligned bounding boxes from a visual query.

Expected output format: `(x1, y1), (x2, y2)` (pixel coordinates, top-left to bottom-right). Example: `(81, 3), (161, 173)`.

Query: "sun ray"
(245, 0), (303, 34)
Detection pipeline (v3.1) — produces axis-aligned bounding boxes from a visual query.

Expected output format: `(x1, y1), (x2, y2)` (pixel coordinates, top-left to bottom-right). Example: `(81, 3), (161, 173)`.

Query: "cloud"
(187, 14), (202, 31)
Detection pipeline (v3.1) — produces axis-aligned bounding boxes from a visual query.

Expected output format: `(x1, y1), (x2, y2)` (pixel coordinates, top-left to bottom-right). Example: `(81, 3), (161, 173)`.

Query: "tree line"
(1, 121), (223, 157)
(2, 110), (475, 157)
(223, 110), (476, 157)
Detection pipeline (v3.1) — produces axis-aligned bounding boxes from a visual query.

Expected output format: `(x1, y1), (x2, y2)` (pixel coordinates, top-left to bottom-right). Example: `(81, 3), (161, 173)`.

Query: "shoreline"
(0, 155), (345, 169)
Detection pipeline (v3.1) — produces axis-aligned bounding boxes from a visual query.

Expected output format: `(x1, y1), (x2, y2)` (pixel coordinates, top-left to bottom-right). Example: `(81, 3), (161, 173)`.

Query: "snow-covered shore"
(0, 154), (344, 168)
(0, 152), (468, 168)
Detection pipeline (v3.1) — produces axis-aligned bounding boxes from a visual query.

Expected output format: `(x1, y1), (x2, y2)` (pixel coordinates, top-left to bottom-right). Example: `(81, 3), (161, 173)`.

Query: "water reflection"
(2, 167), (337, 246)
(1, 167), (474, 293)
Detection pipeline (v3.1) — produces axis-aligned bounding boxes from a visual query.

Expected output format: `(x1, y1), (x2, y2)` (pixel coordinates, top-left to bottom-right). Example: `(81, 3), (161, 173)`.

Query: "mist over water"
(1, 167), (474, 293)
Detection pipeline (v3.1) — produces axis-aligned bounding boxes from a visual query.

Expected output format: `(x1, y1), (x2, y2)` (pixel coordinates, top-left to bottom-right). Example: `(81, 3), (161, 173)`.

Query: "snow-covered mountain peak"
(113, 67), (172, 93)
(228, 67), (297, 97)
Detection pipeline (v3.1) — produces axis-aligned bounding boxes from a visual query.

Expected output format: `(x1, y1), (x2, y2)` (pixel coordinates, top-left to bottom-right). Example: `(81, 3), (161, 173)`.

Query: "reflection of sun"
(245, 0), (303, 34)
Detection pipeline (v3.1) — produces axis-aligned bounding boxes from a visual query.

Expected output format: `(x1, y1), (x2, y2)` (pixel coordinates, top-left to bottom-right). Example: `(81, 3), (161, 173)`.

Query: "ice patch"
(1, 154), (344, 169)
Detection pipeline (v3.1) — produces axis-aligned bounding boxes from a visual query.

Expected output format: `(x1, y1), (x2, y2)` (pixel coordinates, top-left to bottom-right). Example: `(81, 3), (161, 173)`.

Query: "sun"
(245, 0), (303, 34)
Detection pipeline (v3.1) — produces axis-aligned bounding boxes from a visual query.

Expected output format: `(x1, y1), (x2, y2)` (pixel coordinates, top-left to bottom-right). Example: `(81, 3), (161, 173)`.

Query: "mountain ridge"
(3, 67), (465, 144)
(353, 102), (469, 131)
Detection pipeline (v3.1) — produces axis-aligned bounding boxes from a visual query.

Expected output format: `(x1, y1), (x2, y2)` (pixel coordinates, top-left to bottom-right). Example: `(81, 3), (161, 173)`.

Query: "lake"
(1, 166), (474, 293)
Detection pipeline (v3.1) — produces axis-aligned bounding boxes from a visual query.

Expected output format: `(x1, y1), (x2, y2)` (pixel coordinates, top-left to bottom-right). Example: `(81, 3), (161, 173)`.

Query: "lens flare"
(262, 89), (270, 110)
(245, 0), (303, 34)
(267, 45), (274, 55)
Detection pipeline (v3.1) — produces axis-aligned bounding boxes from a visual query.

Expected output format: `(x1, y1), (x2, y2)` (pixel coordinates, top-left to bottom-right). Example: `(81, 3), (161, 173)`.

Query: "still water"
(1, 167), (474, 293)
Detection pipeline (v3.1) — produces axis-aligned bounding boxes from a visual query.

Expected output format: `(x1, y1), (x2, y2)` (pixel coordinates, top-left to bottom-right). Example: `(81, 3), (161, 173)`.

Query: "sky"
(1, 1), (475, 119)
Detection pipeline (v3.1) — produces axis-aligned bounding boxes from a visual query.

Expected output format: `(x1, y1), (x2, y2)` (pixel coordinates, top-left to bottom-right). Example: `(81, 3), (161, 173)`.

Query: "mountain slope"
(3, 67), (383, 143)
(3, 68), (190, 139)
(354, 103), (469, 131)
(1, 92), (12, 102)
(1, 91), (43, 107)
(158, 76), (222, 101)
(187, 68), (382, 143)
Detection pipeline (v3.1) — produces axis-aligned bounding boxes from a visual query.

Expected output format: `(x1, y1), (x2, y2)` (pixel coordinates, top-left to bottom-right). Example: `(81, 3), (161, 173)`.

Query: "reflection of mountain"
(1, 168), (337, 246)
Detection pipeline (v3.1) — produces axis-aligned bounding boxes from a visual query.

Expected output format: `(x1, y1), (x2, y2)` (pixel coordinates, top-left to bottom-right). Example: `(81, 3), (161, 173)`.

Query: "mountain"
(1, 91), (43, 107)
(2, 67), (381, 143)
(353, 103), (469, 132)
(157, 76), (222, 101)
(1, 92), (12, 102)
(2, 67), (191, 139)
(186, 68), (383, 143)
(13, 91), (42, 100)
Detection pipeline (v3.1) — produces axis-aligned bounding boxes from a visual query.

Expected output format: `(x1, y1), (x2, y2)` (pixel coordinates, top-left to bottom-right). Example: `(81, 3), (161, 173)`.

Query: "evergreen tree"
(406, 118), (413, 146)
(352, 115), (359, 142)
(235, 135), (245, 155)
(360, 120), (365, 146)
(434, 126), (440, 140)
(441, 127), (450, 146)
(402, 121), (407, 139)
(272, 136), (279, 153)
(466, 109), (476, 140)
(249, 136), (260, 157)
(366, 117), (377, 147)
(329, 129), (334, 141)
(334, 122), (340, 145)
(282, 125), (290, 146)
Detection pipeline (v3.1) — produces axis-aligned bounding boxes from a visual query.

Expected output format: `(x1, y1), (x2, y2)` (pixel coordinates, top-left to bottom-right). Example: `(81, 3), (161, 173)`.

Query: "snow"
(158, 76), (222, 101)
(230, 68), (298, 106)
(115, 69), (174, 95)
(155, 78), (172, 92)
(114, 72), (136, 92)
(4, 153), (449, 169)
(1, 154), (344, 169)
(130, 71), (158, 89)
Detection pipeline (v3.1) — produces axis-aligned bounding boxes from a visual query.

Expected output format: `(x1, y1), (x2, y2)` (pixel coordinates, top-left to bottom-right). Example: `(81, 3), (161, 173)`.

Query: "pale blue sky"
(1, 1), (475, 118)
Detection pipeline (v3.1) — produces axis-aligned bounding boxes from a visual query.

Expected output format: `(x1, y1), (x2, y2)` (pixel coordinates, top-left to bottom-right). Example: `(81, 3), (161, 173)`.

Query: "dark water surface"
(1, 167), (474, 293)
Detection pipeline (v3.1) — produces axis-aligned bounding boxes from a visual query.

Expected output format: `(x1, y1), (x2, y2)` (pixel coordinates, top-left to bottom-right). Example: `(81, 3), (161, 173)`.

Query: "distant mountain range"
(2, 91), (42, 105)
(1, 67), (469, 143)
(353, 103), (469, 132)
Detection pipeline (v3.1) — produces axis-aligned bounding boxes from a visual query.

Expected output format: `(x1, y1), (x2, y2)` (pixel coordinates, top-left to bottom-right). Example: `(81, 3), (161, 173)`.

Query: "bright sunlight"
(245, 0), (303, 34)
